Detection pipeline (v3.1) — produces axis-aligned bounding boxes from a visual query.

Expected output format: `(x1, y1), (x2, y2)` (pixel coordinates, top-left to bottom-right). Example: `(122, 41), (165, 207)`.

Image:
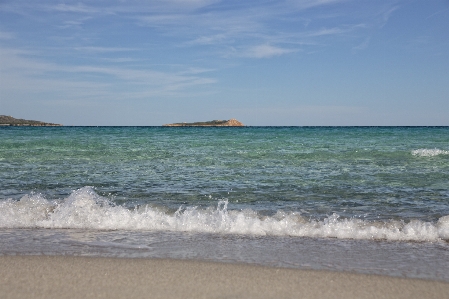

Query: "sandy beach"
(0, 256), (447, 299)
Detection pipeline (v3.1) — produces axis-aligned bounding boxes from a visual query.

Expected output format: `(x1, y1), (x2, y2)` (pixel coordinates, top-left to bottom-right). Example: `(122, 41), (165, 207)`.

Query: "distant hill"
(163, 118), (244, 127)
(0, 115), (62, 126)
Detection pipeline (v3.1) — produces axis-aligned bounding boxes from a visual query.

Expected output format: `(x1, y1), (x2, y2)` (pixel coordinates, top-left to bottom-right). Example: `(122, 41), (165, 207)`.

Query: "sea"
(0, 126), (448, 281)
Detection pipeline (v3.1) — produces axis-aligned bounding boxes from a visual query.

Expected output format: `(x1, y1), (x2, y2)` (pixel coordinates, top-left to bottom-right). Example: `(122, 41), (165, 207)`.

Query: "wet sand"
(0, 256), (448, 299)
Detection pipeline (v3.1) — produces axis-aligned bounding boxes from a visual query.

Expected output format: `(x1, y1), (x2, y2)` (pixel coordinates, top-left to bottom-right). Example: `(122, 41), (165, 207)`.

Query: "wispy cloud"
(1, 1), (396, 60)
(352, 37), (371, 52)
(288, 0), (349, 10)
(377, 5), (400, 28)
(50, 3), (100, 14)
(177, 67), (216, 75)
(133, 1), (379, 59)
(304, 23), (366, 38)
(306, 27), (348, 37)
(186, 34), (228, 46)
(382, 6), (399, 22)
(426, 7), (449, 19)
(58, 17), (93, 29)
(74, 47), (139, 53)
(0, 46), (216, 102)
(101, 57), (138, 63)
(245, 44), (296, 58)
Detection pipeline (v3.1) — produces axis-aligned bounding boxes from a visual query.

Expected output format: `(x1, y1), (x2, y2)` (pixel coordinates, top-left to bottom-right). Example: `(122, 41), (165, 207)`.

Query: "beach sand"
(1, 256), (448, 299)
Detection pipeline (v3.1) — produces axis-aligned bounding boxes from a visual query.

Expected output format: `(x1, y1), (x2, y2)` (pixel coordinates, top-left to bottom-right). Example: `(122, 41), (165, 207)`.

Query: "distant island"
(163, 118), (244, 127)
(0, 115), (62, 126)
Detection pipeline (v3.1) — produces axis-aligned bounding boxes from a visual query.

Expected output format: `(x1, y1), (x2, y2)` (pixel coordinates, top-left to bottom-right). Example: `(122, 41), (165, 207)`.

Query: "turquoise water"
(1, 126), (448, 221)
(1, 126), (448, 280)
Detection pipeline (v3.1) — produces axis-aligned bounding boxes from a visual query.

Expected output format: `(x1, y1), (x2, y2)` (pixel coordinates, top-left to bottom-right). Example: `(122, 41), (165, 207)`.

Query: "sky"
(0, 0), (448, 126)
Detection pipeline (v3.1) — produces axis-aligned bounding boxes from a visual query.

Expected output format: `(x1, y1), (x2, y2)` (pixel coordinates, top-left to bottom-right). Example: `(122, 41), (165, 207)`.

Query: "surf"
(1, 187), (448, 243)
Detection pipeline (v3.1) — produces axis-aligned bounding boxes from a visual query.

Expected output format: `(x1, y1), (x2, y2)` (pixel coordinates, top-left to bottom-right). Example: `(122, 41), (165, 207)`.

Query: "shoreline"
(1, 256), (448, 299)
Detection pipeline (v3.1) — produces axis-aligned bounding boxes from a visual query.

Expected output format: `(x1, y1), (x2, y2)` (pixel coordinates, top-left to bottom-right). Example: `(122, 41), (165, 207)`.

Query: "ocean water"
(0, 126), (448, 280)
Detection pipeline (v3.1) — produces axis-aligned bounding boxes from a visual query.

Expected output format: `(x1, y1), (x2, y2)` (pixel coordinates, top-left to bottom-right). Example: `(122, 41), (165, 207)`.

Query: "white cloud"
(245, 44), (296, 58)
(305, 23), (366, 38)
(187, 34), (228, 45)
(74, 47), (138, 53)
(157, 0), (220, 10)
(49, 3), (101, 14)
(306, 27), (347, 37)
(288, 0), (349, 10)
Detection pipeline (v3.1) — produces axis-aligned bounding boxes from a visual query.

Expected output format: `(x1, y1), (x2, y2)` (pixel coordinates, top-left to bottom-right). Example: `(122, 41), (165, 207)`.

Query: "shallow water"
(1, 126), (448, 280)
(1, 228), (448, 281)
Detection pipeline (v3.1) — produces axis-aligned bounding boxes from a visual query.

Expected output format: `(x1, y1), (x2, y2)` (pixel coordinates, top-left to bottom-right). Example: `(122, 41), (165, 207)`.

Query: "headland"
(163, 118), (244, 127)
(0, 115), (62, 126)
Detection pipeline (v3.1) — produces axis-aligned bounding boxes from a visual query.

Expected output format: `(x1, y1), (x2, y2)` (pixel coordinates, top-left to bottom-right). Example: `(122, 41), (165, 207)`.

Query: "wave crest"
(1, 187), (448, 242)
(412, 148), (449, 157)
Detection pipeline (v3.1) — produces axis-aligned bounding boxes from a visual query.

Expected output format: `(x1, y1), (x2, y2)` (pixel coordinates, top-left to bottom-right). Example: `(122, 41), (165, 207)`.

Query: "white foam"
(411, 148), (449, 157)
(1, 187), (448, 243)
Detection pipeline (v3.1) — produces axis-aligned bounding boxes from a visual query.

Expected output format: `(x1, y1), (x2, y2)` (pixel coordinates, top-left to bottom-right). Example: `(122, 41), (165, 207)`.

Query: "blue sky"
(1, 0), (448, 126)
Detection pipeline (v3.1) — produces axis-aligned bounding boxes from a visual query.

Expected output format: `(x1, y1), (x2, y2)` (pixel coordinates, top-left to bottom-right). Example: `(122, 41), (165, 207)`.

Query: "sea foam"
(1, 187), (448, 243)
(412, 148), (449, 157)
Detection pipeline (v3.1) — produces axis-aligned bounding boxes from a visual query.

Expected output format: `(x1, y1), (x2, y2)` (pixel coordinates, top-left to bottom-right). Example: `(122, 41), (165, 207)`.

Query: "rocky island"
(163, 118), (244, 127)
(0, 115), (62, 126)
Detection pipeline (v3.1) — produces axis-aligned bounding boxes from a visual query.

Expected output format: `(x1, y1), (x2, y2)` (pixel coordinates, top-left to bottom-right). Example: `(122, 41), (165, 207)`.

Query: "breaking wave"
(412, 148), (449, 157)
(1, 187), (448, 243)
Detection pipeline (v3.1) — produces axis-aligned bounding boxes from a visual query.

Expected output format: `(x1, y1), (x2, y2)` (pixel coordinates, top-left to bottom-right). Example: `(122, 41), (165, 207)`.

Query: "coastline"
(1, 256), (448, 299)
(0, 115), (62, 126)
